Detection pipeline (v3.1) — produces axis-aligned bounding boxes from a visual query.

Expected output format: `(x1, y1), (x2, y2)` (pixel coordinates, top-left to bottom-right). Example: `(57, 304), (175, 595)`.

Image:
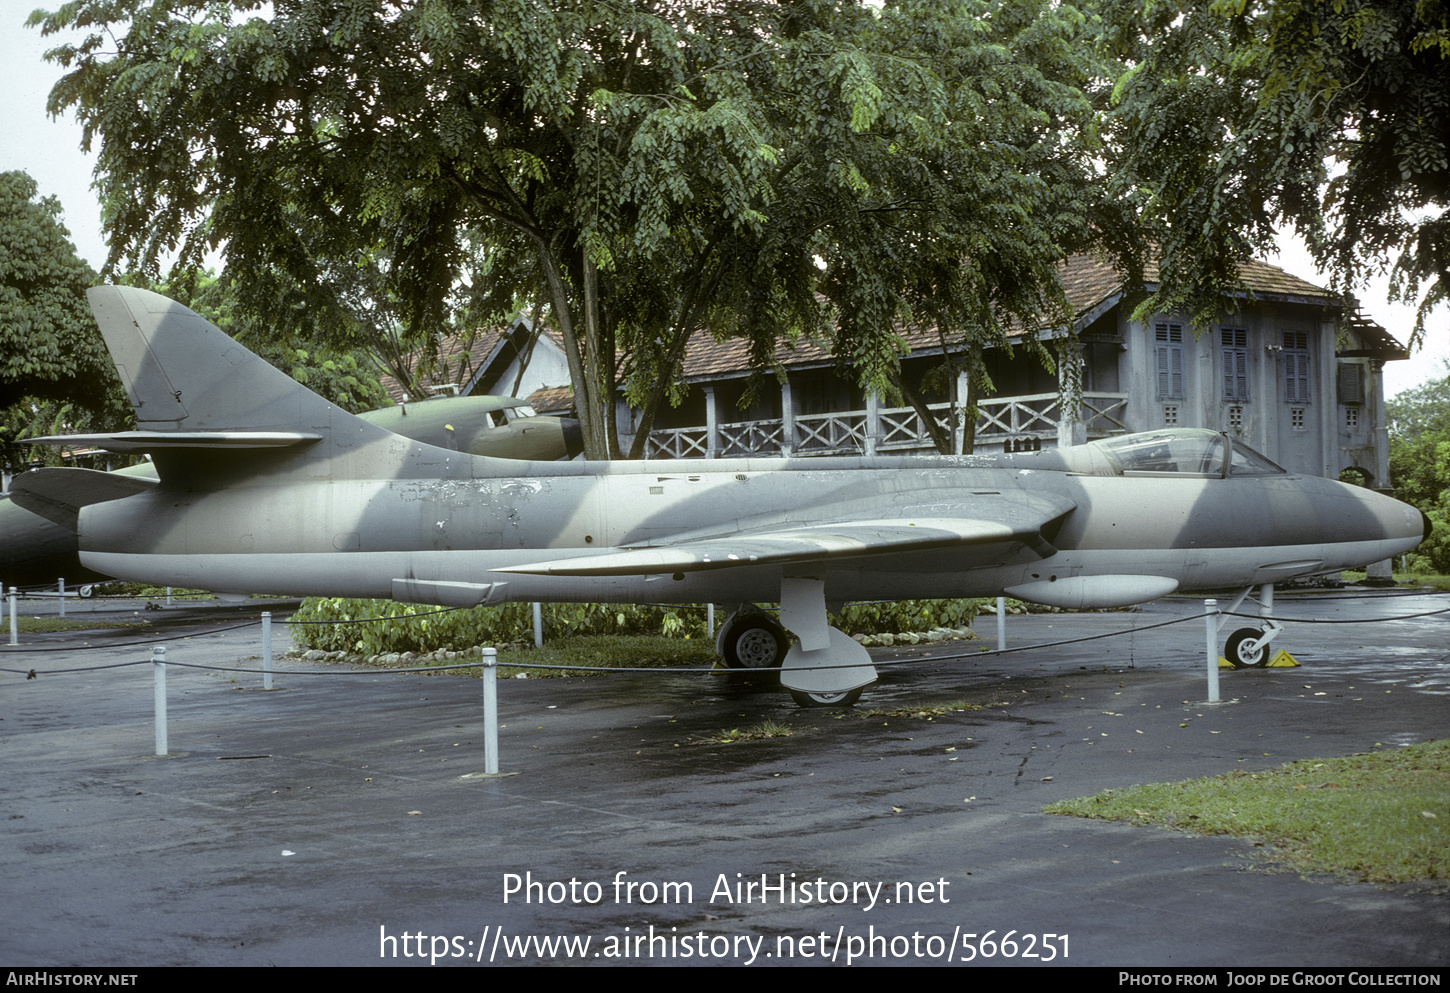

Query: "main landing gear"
(1219, 583), (1283, 669)
(716, 579), (878, 707)
(716, 605), (789, 670)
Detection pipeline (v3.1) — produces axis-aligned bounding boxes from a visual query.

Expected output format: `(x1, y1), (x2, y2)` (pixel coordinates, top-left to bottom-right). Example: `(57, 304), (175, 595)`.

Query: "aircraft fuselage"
(76, 444), (1424, 608)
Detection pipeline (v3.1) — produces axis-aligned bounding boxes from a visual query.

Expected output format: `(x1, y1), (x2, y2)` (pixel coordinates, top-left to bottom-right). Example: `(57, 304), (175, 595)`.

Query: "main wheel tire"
(789, 687), (863, 708)
(720, 620), (787, 669)
(1225, 627), (1268, 668)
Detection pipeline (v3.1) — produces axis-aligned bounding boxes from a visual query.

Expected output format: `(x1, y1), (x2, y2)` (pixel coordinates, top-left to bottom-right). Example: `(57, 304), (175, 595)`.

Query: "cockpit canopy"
(1091, 429), (1285, 478)
(988, 429), (1288, 477)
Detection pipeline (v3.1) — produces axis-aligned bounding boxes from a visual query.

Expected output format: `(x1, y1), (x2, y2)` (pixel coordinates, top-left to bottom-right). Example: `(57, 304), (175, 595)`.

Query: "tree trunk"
(889, 366), (952, 455)
(537, 247), (609, 459)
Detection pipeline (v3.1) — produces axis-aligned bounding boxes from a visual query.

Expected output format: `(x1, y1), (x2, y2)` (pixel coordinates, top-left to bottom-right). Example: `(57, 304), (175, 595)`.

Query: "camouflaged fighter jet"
(17, 286), (1430, 705)
(2, 391), (583, 588)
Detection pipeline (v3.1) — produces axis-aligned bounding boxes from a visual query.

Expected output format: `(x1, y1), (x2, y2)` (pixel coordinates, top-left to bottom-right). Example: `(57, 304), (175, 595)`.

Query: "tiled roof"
(676, 255), (1344, 381)
(380, 329), (497, 403)
(394, 254), (1392, 392)
(1058, 253), (1130, 315)
(525, 385), (576, 414)
(379, 320), (565, 402)
(1225, 257), (1340, 301)
(1057, 252), (1337, 316)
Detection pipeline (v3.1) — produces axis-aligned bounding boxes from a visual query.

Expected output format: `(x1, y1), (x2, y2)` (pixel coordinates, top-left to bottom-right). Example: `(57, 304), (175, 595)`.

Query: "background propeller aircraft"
(15, 287), (1429, 704)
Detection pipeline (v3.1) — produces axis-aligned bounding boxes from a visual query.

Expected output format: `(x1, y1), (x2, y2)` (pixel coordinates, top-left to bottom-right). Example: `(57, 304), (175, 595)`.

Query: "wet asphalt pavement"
(0, 589), (1446, 967)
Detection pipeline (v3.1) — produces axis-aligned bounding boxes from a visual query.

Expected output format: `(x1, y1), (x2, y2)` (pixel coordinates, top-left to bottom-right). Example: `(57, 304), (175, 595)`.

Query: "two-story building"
(402, 254), (1404, 495)
(634, 255), (1406, 489)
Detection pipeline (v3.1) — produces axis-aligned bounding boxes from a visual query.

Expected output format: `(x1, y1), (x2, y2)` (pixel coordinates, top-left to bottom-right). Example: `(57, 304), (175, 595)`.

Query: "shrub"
(289, 597), (986, 654)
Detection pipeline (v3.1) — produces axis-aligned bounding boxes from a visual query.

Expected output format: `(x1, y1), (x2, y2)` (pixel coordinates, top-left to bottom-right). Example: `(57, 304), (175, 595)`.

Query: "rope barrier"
(10, 594), (1443, 766)
(3, 592), (1445, 676)
(1221, 606), (1450, 624)
(0, 610), (1218, 678)
(0, 620), (261, 654)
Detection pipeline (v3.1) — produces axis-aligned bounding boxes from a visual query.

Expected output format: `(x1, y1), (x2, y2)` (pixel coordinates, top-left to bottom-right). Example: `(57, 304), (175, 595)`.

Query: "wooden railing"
(644, 392), (1131, 459)
(646, 427), (709, 459)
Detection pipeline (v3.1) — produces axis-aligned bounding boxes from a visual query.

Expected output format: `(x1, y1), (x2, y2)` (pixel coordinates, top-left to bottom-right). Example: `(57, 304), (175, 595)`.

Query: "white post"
(481, 647), (499, 775)
(8, 587), (16, 646)
(779, 379), (795, 457)
(153, 645), (169, 756)
(1205, 599), (1220, 703)
(58, 578), (65, 619)
(865, 392), (880, 457)
(704, 386), (719, 459)
(996, 596), (1006, 652)
(955, 371), (970, 454)
(166, 587), (172, 606)
(532, 602), (543, 648)
(261, 611), (273, 690)
(707, 603), (715, 637)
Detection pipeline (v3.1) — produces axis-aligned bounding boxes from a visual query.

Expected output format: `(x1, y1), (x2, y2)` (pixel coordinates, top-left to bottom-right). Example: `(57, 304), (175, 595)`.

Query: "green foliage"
(1387, 370), (1450, 572)
(31, 0), (1130, 459)
(831, 599), (985, 636)
(290, 598), (713, 655)
(1045, 740), (1450, 883)
(694, 720), (795, 744)
(1100, 0), (1448, 341)
(127, 273), (393, 414)
(0, 171), (131, 467)
(290, 596), (984, 655)
(1386, 369), (1450, 441)
(490, 636), (721, 677)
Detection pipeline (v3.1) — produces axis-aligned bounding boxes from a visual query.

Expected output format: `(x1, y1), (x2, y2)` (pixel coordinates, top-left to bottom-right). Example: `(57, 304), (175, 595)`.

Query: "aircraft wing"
(497, 494), (1075, 577)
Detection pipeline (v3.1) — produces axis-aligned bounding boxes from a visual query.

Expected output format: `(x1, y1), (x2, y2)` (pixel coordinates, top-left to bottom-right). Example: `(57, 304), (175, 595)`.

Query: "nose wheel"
(1217, 584), (1286, 669)
(1224, 627), (1269, 668)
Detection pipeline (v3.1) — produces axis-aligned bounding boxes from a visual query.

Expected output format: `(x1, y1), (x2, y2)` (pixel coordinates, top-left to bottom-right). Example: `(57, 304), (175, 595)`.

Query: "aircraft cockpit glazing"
(1093, 429), (1286, 478)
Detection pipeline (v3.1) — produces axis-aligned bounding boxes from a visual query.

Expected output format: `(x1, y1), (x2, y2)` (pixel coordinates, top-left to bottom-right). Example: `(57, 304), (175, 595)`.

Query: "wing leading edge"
(497, 494), (1077, 577)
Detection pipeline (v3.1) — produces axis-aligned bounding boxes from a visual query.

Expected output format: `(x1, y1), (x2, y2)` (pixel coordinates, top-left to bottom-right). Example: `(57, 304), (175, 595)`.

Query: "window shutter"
(1337, 364), (1364, 404)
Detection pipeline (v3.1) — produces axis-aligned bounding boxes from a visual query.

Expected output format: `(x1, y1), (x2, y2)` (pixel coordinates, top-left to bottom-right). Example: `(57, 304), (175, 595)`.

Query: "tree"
(32, 0), (1127, 459)
(0, 171), (130, 468)
(1386, 369), (1450, 573)
(1100, 0), (1448, 341)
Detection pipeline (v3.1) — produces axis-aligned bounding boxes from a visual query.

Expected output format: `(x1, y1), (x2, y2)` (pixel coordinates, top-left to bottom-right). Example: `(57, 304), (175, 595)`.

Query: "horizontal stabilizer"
(497, 503), (1074, 577)
(25, 431), (322, 455)
(8, 468), (159, 532)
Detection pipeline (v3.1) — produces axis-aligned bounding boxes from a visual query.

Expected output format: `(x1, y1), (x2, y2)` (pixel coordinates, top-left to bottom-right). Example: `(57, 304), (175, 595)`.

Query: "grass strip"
(1044, 740), (1449, 884)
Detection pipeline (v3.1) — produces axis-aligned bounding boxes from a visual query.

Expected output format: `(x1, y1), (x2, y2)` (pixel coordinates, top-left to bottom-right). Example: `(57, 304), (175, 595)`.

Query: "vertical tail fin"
(34, 286), (514, 482)
(89, 285), (341, 432)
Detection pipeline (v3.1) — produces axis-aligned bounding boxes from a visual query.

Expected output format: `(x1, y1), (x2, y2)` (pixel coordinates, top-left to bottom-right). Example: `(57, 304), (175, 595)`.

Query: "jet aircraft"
(16, 287), (1429, 704)
(357, 394), (583, 463)
(2, 392), (582, 588)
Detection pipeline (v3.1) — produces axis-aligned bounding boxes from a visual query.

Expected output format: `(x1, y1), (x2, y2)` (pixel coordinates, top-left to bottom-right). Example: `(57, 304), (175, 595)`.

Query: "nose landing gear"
(1225, 627), (1271, 668)
(1219, 584), (1284, 668)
